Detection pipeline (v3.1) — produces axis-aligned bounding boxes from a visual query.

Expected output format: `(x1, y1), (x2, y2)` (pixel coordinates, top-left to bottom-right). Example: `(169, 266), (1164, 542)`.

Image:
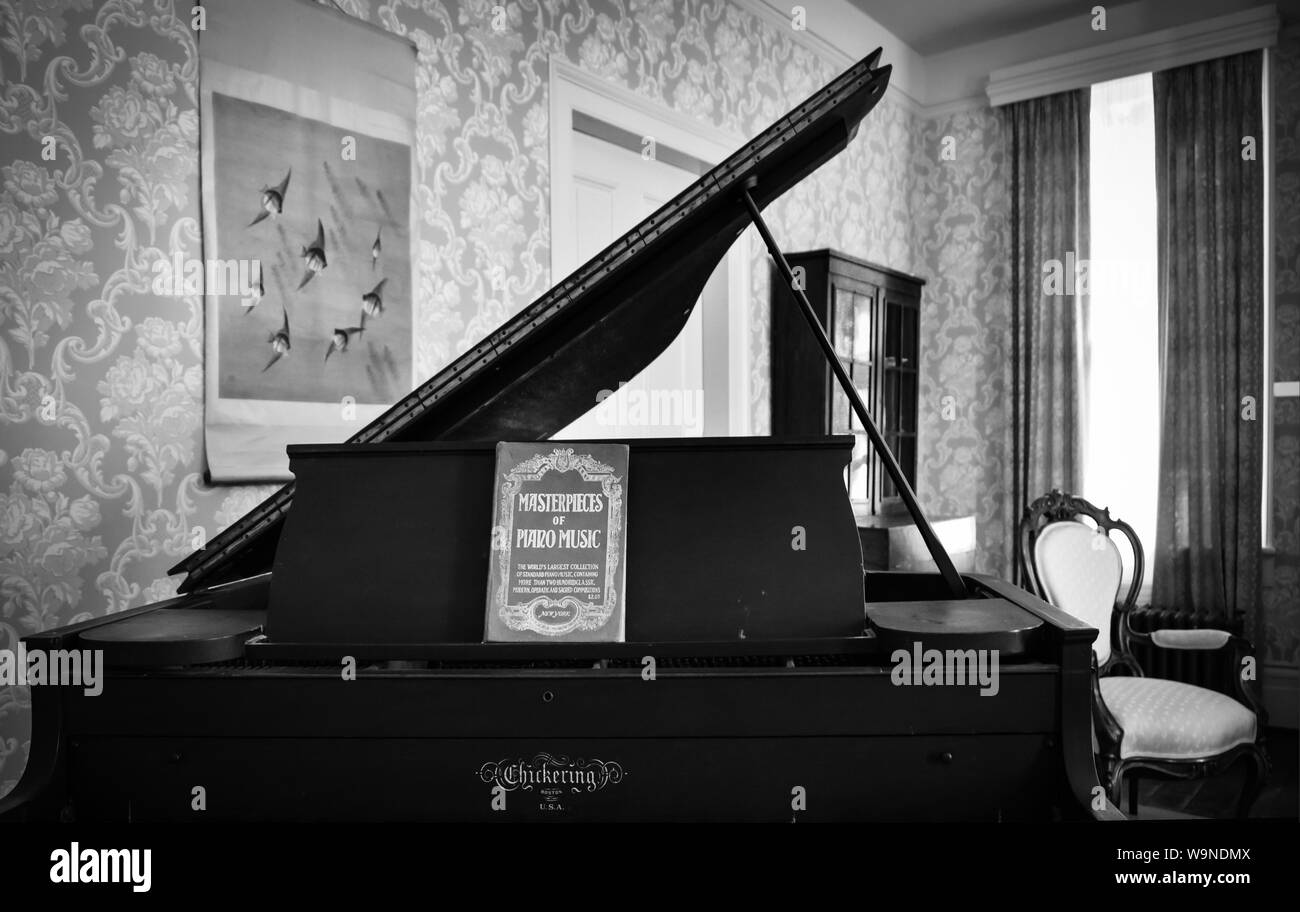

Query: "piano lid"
(175, 49), (892, 593)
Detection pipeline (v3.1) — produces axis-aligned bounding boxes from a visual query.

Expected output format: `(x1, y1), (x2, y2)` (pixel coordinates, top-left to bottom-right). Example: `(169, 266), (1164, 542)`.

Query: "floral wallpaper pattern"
(1, 0), (1296, 801)
(0, 0), (225, 799)
(909, 105), (1013, 578)
(0, 0), (918, 797)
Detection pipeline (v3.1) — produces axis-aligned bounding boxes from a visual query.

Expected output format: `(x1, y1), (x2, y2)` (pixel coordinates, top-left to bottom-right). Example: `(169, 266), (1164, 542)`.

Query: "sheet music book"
(485, 442), (629, 642)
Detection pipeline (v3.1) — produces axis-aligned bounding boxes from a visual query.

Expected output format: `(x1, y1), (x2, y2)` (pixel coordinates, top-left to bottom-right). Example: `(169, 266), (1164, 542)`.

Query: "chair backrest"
(1033, 521), (1122, 663)
(1018, 490), (1144, 669)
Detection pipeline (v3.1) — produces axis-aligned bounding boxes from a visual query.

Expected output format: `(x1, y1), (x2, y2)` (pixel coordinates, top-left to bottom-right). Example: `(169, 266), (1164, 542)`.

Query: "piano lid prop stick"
(740, 179), (968, 599)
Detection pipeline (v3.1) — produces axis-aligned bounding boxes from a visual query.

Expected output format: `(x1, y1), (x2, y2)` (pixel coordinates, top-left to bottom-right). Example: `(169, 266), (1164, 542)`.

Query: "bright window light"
(1085, 73), (1159, 602)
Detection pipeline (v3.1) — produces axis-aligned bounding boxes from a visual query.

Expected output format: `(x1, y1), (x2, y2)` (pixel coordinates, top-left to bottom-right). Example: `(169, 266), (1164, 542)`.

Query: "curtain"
(1152, 52), (1264, 635)
(1002, 90), (1091, 583)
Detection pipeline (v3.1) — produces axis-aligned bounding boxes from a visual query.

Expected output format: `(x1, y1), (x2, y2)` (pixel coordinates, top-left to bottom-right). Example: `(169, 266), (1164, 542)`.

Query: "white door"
(552, 131), (728, 439)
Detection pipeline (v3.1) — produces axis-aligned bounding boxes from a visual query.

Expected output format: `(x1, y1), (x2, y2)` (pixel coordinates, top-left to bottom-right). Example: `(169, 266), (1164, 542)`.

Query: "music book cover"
(485, 442), (629, 642)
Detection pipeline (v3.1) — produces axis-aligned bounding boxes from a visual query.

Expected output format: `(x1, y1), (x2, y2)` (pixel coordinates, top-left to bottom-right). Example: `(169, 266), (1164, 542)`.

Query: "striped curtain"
(1151, 52), (1264, 637)
(1002, 90), (1091, 583)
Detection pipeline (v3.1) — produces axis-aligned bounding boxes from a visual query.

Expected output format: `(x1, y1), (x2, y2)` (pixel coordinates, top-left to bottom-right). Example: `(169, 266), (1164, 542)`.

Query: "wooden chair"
(1018, 489), (1268, 817)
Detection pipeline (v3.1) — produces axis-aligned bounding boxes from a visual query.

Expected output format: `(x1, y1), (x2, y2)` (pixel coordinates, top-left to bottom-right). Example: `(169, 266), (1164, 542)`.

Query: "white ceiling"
(847, 0), (1093, 55)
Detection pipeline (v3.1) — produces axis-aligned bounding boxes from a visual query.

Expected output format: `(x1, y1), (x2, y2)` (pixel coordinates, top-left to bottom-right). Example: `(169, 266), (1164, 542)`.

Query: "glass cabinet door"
(831, 285), (876, 504)
(831, 284), (919, 512)
(880, 296), (918, 505)
(770, 253), (923, 516)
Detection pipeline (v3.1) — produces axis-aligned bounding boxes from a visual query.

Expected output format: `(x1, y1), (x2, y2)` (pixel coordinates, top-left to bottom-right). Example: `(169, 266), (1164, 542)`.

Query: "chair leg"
(1236, 748), (1269, 819)
(1108, 766), (1126, 817)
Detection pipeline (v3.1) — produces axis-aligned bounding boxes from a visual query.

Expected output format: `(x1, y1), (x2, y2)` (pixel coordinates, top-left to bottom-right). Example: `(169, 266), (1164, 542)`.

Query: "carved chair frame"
(1019, 489), (1269, 818)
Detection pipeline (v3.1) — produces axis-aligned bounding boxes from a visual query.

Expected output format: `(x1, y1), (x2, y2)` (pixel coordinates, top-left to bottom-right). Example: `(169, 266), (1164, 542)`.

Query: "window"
(1083, 74), (1159, 601)
(1085, 69), (1275, 600)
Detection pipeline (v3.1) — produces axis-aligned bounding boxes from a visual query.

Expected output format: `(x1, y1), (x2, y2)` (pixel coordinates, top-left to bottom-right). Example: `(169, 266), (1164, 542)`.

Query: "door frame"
(548, 55), (752, 436)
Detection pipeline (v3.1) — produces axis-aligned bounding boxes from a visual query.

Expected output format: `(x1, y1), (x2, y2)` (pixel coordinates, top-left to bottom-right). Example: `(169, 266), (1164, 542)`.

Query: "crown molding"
(916, 94), (990, 120)
(735, 0), (852, 67)
(883, 88), (922, 118)
(987, 5), (1280, 107)
(735, 0), (925, 111)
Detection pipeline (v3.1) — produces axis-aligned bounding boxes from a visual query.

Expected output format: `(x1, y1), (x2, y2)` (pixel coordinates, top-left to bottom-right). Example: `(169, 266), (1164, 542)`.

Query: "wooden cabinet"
(770, 249), (924, 516)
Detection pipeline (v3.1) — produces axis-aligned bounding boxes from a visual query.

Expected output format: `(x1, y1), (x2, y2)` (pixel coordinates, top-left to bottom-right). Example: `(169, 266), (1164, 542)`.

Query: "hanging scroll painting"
(198, 0), (416, 481)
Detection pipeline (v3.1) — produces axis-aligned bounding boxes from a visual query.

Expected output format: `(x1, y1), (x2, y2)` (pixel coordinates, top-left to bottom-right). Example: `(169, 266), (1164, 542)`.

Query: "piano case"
(0, 47), (1119, 823)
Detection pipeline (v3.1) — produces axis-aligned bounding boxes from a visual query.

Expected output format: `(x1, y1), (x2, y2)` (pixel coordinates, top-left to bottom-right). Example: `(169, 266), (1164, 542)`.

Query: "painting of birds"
(324, 312), (366, 362)
(262, 307), (291, 372)
(296, 219), (327, 290)
(210, 93), (412, 409)
(242, 269), (265, 315)
(246, 169), (290, 227)
(360, 277), (386, 319)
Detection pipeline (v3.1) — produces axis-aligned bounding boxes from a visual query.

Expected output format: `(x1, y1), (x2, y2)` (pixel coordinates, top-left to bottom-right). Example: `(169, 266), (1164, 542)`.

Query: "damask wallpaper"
(909, 105), (1013, 578)
(0, 0), (918, 797)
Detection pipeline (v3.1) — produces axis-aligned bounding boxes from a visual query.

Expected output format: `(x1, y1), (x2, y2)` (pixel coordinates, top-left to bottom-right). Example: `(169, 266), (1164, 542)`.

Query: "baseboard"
(1262, 662), (1298, 729)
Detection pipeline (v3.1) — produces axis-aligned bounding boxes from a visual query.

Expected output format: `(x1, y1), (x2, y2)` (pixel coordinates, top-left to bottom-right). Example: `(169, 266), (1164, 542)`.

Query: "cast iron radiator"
(1125, 606), (1243, 696)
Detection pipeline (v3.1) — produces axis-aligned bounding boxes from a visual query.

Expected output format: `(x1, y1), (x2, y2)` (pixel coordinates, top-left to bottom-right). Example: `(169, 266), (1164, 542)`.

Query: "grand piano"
(1, 49), (1120, 822)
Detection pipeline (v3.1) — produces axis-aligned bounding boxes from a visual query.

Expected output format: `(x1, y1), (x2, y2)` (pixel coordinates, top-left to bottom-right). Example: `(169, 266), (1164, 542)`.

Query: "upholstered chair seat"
(1099, 677), (1257, 760)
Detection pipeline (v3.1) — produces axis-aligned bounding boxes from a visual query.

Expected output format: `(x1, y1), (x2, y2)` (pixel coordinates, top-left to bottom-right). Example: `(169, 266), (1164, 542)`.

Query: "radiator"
(1125, 607), (1242, 696)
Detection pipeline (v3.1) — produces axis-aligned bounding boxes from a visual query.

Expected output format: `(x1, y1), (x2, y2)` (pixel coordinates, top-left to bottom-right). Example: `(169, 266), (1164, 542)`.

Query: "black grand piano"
(1, 50), (1120, 823)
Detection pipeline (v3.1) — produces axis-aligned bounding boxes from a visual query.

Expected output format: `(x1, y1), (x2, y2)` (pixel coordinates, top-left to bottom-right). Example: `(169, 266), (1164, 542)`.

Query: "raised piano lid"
(174, 48), (892, 593)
